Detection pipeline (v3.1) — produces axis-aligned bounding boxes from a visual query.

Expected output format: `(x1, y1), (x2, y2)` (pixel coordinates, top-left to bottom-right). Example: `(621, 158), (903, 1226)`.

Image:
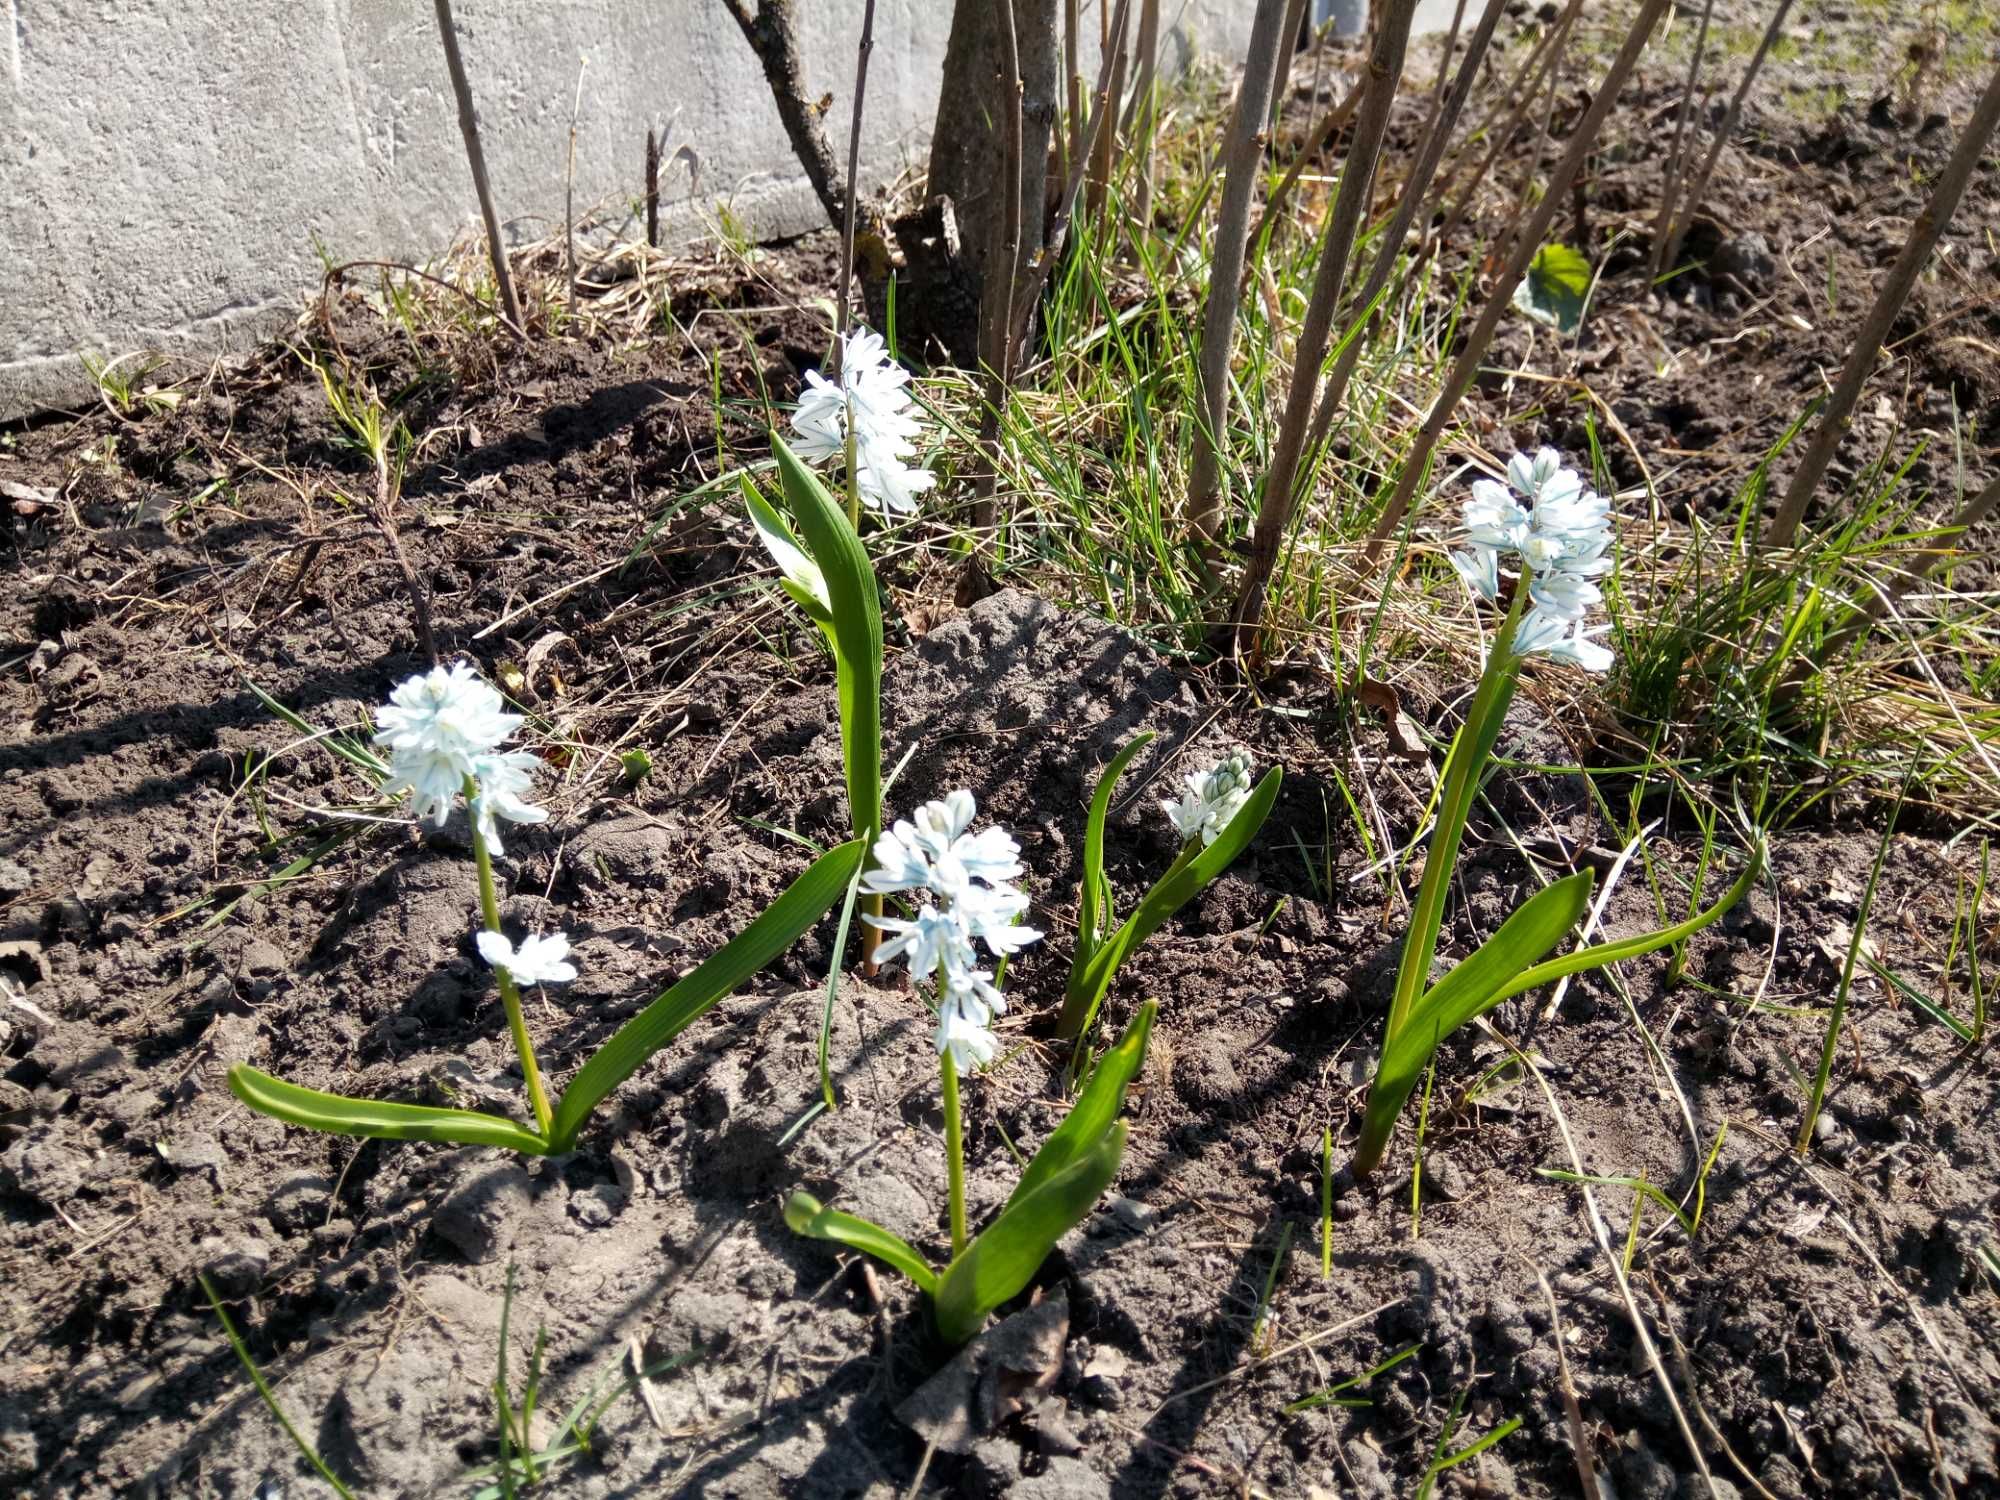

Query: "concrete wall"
(1, 2), (1465, 418)
(1, 1), (1305, 417)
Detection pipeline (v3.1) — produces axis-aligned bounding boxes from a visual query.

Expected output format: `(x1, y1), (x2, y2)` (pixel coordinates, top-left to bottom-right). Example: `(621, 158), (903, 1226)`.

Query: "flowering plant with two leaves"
(227, 661), (872, 1156)
(1349, 450), (1764, 1175)
(755, 329), (1276, 1339)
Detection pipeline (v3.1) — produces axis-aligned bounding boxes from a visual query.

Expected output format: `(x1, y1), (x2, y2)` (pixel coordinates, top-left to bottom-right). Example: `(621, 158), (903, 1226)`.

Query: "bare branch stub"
(722, 0), (850, 232)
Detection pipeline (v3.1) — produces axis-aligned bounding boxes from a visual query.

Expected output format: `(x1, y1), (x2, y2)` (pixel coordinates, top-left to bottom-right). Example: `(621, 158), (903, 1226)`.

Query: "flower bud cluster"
(1162, 754), (1255, 848)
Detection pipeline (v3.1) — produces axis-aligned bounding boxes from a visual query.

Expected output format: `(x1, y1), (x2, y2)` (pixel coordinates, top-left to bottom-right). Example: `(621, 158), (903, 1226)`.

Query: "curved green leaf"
(1512, 241), (1591, 334)
(547, 839), (865, 1149)
(785, 1191), (938, 1295)
(744, 482), (833, 628)
(228, 1064), (552, 1154)
(1353, 870), (1594, 1175)
(1387, 639), (1524, 1044)
(772, 436), (882, 850)
(1077, 732), (1156, 967)
(1056, 767), (1283, 1042)
(1354, 842), (1763, 1176)
(1009, 1002), (1153, 1211)
(934, 1123), (1128, 1345)
(1482, 841), (1762, 1012)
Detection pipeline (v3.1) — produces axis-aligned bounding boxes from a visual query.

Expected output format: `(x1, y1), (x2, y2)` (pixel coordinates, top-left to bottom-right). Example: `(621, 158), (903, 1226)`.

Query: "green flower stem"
(1384, 571), (1531, 1044)
(938, 960), (968, 1258)
(861, 891), (884, 972)
(465, 775), (554, 1141)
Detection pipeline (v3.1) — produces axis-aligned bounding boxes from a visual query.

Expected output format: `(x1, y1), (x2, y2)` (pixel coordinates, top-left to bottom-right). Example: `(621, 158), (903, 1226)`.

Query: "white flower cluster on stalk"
(1163, 754), (1255, 847)
(374, 662), (550, 853)
(1450, 448), (1615, 673)
(791, 326), (935, 518)
(862, 790), (1042, 1070)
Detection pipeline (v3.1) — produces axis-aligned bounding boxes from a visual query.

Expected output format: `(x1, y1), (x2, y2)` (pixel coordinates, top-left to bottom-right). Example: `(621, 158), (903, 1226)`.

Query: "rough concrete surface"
(0, 1), (1450, 418)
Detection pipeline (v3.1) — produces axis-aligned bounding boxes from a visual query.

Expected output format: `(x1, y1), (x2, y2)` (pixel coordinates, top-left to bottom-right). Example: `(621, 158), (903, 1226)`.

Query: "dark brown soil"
(3, 11), (1997, 1500)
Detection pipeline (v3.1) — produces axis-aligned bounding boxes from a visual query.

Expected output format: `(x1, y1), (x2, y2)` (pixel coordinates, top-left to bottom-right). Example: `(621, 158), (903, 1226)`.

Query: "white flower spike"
(374, 662), (553, 846)
(469, 750), (549, 857)
(1163, 754), (1255, 847)
(476, 929), (578, 988)
(376, 663), (523, 824)
(936, 999), (1000, 1072)
(789, 325), (933, 518)
(864, 789), (1041, 1070)
(1450, 449), (1617, 674)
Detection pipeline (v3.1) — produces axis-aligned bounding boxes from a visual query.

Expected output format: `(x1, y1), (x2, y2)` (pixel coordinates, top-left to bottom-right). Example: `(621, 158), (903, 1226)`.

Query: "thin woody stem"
(466, 775), (554, 1140)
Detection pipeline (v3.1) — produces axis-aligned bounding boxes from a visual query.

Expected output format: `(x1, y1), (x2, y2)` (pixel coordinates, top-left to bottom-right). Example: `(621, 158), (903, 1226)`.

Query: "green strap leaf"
(1355, 842), (1764, 1176)
(933, 1123), (1128, 1345)
(1479, 840), (1763, 1012)
(784, 1191), (938, 1295)
(547, 839), (865, 1150)
(818, 832), (874, 1108)
(227, 1064), (553, 1154)
(772, 436), (883, 850)
(1354, 870), (1594, 1175)
(1387, 642), (1524, 1043)
(1077, 732), (1156, 968)
(744, 482), (834, 628)
(1056, 767), (1283, 1042)
(1008, 1002), (1154, 1210)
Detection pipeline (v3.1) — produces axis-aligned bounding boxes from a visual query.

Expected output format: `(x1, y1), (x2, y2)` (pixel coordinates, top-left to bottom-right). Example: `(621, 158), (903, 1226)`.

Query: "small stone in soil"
(264, 1171), (334, 1234)
(431, 1160), (532, 1264)
(1106, 1195), (1155, 1231)
(570, 1181), (624, 1228)
(0, 1400), (36, 1480)
(198, 1236), (270, 1298)
(1011, 1455), (1110, 1500)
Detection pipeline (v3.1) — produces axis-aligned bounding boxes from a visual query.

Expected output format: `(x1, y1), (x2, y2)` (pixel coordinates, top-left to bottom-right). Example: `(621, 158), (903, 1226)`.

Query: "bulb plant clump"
(1348, 449), (1764, 1176)
(1055, 736), (1282, 1051)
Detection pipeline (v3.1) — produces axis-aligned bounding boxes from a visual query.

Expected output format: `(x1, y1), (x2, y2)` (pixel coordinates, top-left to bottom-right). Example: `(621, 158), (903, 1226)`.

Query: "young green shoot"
(200, 1273), (358, 1500)
(1320, 1125), (1334, 1282)
(1056, 738), (1281, 1050)
(1251, 1220), (1293, 1357)
(1416, 1387), (1522, 1500)
(1284, 1343), (1421, 1415)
